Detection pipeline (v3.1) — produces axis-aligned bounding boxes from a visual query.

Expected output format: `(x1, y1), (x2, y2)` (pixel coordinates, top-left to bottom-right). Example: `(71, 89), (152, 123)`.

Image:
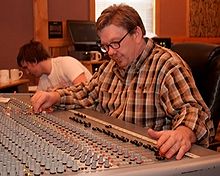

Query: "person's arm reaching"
(31, 68), (102, 113)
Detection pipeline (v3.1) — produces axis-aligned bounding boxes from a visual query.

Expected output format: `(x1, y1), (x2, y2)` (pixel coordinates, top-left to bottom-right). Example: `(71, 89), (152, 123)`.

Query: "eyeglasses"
(97, 29), (133, 53)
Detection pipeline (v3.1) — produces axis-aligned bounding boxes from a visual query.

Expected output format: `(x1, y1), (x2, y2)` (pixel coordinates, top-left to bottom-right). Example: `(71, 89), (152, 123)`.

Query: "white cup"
(0, 69), (10, 83)
(90, 51), (102, 61)
(10, 69), (23, 81)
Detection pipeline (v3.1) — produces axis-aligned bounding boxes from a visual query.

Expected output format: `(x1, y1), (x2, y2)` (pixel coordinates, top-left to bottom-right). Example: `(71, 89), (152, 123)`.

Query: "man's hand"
(147, 126), (196, 160)
(31, 91), (60, 113)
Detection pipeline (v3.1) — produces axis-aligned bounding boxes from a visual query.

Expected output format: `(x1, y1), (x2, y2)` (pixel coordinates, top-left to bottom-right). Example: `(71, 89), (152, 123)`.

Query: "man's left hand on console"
(147, 126), (196, 160)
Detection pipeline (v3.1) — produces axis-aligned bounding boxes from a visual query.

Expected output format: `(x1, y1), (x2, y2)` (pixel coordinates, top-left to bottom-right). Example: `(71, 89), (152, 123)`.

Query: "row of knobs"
(70, 115), (165, 161)
(0, 112), (113, 175)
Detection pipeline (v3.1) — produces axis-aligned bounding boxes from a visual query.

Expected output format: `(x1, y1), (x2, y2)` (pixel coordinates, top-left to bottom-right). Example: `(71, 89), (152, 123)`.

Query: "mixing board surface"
(0, 94), (220, 176)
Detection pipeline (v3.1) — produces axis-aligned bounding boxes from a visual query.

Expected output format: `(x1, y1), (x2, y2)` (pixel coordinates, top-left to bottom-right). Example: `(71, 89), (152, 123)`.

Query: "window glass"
(95, 0), (156, 38)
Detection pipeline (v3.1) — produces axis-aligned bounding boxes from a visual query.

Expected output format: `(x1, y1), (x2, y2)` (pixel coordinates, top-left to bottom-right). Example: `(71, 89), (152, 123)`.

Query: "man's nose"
(107, 47), (116, 56)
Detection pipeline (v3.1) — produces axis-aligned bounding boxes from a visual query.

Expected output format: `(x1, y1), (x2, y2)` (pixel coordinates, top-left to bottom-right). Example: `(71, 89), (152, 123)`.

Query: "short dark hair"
(17, 40), (50, 67)
(96, 4), (146, 36)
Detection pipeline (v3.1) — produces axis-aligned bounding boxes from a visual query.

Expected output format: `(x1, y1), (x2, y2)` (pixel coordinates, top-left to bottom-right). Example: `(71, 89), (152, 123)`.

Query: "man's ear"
(133, 26), (144, 43)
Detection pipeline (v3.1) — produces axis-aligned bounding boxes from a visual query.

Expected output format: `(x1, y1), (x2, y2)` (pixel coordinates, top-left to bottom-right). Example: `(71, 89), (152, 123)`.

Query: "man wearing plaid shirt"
(31, 4), (214, 160)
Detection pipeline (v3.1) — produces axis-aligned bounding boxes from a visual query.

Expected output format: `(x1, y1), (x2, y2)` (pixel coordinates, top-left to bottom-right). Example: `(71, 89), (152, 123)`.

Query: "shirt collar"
(112, 38), (155, 78)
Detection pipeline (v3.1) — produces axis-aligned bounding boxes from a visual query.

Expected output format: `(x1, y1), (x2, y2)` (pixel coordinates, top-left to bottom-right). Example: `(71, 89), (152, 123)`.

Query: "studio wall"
(0, 0), (33, 69)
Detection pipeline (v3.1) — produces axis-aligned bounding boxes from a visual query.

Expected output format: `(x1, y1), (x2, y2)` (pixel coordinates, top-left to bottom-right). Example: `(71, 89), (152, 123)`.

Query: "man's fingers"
(157, 133), (172, 148)
(158, 135), (176, 156)
(147, 128), (163, 140)
(176, 145), (188, 160)
(163, 140), (180, 159)
(175, 140), (191, 160)
(31, 92), (47, 113)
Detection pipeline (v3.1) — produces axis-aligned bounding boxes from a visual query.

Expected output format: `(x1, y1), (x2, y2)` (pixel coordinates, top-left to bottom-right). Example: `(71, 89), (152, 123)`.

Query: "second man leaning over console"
(17, 40), (92, 91)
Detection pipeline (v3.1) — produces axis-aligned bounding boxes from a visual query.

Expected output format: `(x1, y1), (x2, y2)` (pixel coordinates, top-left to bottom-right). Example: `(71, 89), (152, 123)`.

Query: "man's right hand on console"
(31, 91), (60, 113)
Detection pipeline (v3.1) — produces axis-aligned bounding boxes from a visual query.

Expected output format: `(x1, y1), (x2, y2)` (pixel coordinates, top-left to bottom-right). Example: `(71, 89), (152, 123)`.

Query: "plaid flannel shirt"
(56, 39), (214, 147)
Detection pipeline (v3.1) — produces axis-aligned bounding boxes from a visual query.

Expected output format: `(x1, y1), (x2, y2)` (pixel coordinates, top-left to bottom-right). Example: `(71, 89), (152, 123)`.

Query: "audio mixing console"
(0, 93), (220, 176)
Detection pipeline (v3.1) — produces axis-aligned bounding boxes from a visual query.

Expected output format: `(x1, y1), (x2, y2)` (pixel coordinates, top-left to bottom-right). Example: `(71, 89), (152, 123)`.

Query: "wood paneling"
(189, 0), (220, 37)
(33, 0), (49, 49)
(89, 0), (95, 21)
(155, 0), (188, 37)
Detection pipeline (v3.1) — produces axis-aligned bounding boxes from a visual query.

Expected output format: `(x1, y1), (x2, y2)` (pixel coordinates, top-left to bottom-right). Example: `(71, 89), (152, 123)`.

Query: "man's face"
(21, 61), (42, 77)
(98, 24), (139, 69)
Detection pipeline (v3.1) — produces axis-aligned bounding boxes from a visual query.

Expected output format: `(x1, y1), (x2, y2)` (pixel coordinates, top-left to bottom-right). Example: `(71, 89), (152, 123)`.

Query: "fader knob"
(136, 154), (142, 164)
(98, 155), (104, 164)
(57, 161), (65, 173)
(66, 158), (73, 168)
(104, 158), (110, 168)
(50, 161), (57, 174)
(85, 156), (91, 166)
(124, 149), (129, 158)
(91, 160), (97, 170)
(72, 160), (79, 172)
(130, 152), (136, 161)
(34, 163), (41, 176)
(80, 153), (87, 163)
(9, 164), (16, 176)
(45, 157), (51, 170)
(74, 150), (81, 160)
